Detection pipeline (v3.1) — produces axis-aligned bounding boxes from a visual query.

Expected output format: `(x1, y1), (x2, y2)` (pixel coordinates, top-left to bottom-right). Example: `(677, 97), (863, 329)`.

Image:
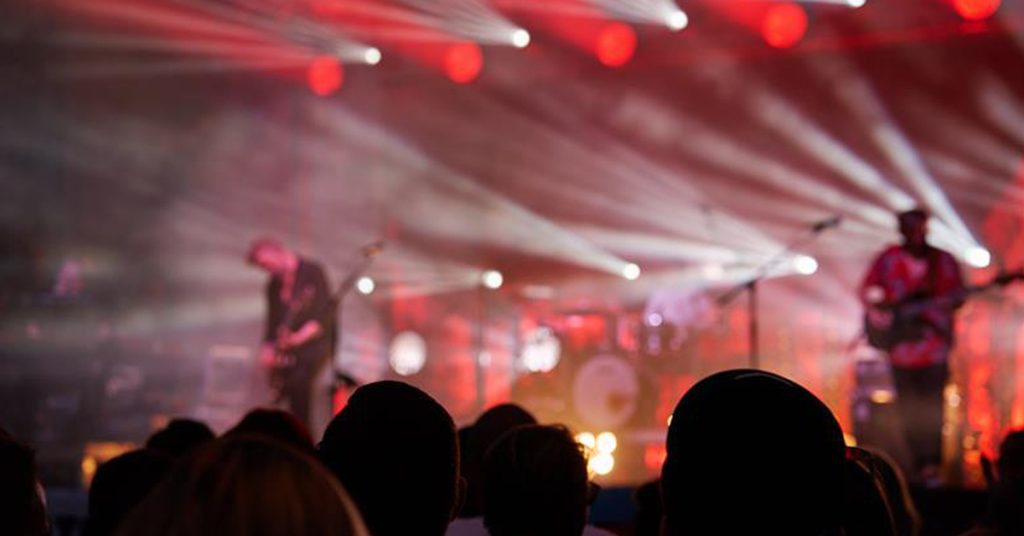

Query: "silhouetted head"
(145, 418), (214, 459)
(843, 447), (897, 536)
(86, 449), (173, 536)
(319, 381), (461, 536)
(483, 425), (588, 536)
(461, 403), (537, 517)
(116, 435), (366, 536)
(0, 428), (48, 536)
(227, 408), (315, 454)
(247, 237), (296, 276)
(897, 209), (929, 252)
(661, 369), (846, 536)
(999, 430), (1024, 483)
(858, 448), (920, 536)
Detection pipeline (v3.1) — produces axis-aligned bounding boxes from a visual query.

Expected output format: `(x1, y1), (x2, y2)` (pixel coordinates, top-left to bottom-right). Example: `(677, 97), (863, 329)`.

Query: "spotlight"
(520, 327), (561, 373)
(356, 276), (375, 295)
(952, 0), (1001, 21)
(595, 22), (638, 68)
(511, 29), (531, 48)
(761, 2), (808, 49)
(364, 47), (382, 65)
(596, 432), (618, 453)
(666, 10), (689, 31)
(846, 0), (867, 7)
(576, 432), (597, 450)
(389, 331), (427, 376)
(792, 255), (819, 276)
(482, 269), (504, 290)
(445, 42), (484, 84)
(965, 246), (992, 268)
(590, 452), (615, 476)
(646, 313), (663, 327)
(307, 55), (344, 96)
(622, 263), (642, 281)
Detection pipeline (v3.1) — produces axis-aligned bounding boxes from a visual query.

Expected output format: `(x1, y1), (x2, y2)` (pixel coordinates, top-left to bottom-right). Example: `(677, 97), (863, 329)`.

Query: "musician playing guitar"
(860, 208), (966, 485)
(247, 237), (335, 431)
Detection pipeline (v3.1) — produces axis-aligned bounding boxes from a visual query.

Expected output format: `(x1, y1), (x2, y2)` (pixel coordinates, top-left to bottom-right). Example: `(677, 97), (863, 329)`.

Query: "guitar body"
(266, 351), (298, 403)
(863, 270), (1024, 352)
(863, 309), (927, 351)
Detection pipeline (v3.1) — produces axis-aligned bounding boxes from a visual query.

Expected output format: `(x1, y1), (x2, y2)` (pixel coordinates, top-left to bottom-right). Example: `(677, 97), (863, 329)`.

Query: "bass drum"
(571, 354), (640, 431)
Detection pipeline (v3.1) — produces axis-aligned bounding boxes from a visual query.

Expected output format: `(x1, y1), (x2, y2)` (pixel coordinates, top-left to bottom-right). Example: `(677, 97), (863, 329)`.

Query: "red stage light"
(952, 0), (1001, 21)
(596, 23), (638, 68)
(307, 55), (344, 96)
(761, 2), (808, 49)
(445, 43), (484, 84)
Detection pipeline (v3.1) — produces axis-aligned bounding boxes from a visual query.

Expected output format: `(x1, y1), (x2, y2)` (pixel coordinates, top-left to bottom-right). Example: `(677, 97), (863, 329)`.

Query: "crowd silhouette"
(3, 369), (1023, 535)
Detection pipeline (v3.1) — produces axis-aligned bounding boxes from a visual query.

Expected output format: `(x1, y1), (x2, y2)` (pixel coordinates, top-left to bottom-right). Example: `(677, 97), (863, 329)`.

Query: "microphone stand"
(717, 221), (838, 369)
(331, 243), (383, 394)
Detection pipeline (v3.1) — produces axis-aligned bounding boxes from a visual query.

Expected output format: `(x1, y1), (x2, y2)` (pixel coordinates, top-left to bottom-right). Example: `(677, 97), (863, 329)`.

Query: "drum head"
(572, 354), (639, 430)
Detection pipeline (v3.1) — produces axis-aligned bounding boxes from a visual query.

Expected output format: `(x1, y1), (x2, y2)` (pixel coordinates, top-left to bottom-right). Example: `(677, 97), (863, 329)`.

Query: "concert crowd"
(4, 369), (1024, 536)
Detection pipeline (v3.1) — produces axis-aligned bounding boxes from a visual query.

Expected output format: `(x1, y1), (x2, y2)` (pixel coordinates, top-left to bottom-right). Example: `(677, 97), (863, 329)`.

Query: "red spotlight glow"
(952, 0), (1001, 21)
(761, 2), (808, 49)
(596, 23), (638, 68)
(307, 56), (344, 96)
(445, 43), (484, 84)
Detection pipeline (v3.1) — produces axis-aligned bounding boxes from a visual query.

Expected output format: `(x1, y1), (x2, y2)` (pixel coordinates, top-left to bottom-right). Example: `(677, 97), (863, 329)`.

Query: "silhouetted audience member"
(145, 418), (215, 459)
(459, 403), (537, 518)
(0, 427), (48, 536)
(116, 435), (367, 536)
(85, 449), (173, 536)
(482, 425), (588, 536)
(843, 447), (897, 536)
(661, 369), (847, 536)
(963, 430), (1024, 536)
(319, 381), (462, 536)
(633, 479), (663, 536)
(861, 448), (921, 536)
(226, 408), (315, 454)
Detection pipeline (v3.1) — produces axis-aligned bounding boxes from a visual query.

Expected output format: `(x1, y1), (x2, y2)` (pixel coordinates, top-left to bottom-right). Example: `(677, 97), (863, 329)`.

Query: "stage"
(3, 0), (1024, 490)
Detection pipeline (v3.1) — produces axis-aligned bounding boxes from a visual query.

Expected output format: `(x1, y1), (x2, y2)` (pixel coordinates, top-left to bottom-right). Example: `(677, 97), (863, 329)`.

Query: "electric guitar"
(266, 243), (383, 402)
(863, 270), (1024, 351)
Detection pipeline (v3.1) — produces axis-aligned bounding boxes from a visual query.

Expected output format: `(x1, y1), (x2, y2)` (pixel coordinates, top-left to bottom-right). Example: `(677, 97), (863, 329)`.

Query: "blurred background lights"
(792, 255), (819, 275)
(965, 246), (992, 268)
(482, 269), (504, 289)
(389, 331), (427, 376)
(622, 263), (642, 280)
(511, 29), (531, 48)
(666, 10), (689, 31)
(520, 327), (561, 373)
(364, 47), (382, 65)
(356, 276), (375, 295)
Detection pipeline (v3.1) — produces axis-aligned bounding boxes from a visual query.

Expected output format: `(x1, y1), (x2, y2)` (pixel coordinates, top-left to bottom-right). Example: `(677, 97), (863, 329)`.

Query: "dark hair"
(0, 428), (48, 536)
(897, 209), (928, 227)
(998, 430), (1024, 482)
(859, 448), (921, 536)
(661, 369), (846, 536)
(226, 408), (315, 454)
(482, 425), (589, 536)
(843, 447), (897, 536)
(86, 449), (173, 536)
(319, 381), (460, 536)
(461, 404), (537, 517)
(145, 418), (215, 459)
(116, 435), (365, 536)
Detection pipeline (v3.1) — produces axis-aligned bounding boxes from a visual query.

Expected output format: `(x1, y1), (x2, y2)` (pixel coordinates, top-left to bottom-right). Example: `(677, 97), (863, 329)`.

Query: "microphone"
(811, 215), (842, 233)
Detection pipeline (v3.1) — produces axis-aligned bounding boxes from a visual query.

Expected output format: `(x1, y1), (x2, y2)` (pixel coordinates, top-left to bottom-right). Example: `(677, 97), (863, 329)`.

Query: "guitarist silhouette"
(248, 237), (335, 431)
(860, 209), (965, 486)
